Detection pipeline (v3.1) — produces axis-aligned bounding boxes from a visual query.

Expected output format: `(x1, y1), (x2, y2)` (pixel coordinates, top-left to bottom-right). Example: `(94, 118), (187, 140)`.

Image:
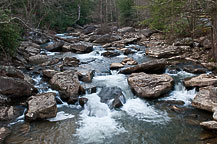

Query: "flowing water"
(5, 36), (213, 144)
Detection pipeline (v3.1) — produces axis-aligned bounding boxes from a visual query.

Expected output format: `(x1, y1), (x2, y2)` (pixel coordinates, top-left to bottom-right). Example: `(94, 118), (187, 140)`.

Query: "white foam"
(122, 98), (170, 124)
(166, 70), (195, 79)
(48, 111), (74, 122)
(76, 93), (126, 143)
(161, 83), (197, 106)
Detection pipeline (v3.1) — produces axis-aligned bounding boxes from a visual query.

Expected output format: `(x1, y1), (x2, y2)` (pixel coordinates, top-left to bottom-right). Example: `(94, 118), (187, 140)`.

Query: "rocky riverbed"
(1, 25), (217, 144)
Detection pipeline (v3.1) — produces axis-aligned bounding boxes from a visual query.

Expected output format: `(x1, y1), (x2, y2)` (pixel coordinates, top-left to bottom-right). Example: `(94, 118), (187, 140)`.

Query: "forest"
(1, 0), (217, 144)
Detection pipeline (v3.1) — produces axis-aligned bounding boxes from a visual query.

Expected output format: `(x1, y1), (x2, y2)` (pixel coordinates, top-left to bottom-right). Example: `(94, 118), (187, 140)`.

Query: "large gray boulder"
(25, 93), (57, 121)
(184, 74), (217, 88)
(120, 59), (169, 74)
(50, 71), (82, 103)
(146, 45), (191, 58)
(192, 86), (217, 112)
(29, 55), (49, 64)
(62, 41), (93, 53)
(0, 76), (36, 97)
(45, 41), (64, 52)
(128, 72), (174, 99)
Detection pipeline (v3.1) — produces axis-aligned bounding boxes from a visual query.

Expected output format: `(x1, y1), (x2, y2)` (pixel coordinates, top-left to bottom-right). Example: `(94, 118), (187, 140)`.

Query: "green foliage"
(0, 10), (21, 55)
(117, 0), (135, 26)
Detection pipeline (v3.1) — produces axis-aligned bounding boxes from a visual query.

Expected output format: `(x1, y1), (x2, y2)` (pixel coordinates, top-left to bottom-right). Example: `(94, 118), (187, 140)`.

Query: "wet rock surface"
(62, 41), (93, 53)
(98, 87), (126, 109)
(25, 93), (57, 121)
(128, 72), (174, 98)
(0, 127), (11, 143)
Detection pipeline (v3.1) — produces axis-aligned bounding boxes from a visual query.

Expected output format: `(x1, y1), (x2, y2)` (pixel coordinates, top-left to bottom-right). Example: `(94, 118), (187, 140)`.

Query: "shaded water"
(5, 38), (213, 144)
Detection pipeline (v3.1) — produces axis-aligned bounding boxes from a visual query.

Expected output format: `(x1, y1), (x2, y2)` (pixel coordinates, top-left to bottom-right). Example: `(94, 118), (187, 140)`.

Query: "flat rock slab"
(200, 121), (217, 130)
(128, 72), (174, 99)
(29, 55), (49, 64)
(110, 63), (124, 70)
(120, 59), (169, 74)
(146, 46), (190, 58)
(25, 93), (57, 121)
(62, 41), (93, 53)
(192, 86), (217, 112)
(184, 74), (217, 88)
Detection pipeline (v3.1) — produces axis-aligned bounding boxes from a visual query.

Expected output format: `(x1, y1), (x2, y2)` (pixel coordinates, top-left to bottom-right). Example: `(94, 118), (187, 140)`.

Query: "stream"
(5, 34), (213, 144)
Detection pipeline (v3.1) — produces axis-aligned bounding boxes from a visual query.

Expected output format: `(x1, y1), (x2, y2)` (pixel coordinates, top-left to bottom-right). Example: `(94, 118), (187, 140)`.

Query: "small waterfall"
(76, 93), (126, 144)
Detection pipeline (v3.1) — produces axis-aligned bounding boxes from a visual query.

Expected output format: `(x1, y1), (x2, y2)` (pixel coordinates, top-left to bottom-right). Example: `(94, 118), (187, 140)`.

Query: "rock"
(160, 100), (185, 105)
(79, 98), (88, 107)
(141, 29), (155, 37)
(202, 39), (212, 49)
(200, 121), (217, 130)
(41, 57), (61, 67)
(50, 71), (81, 102)
(0, 94), (11, 105)
(0, 106), (20, 121)
(77, 69), (95, 83)
(29, 55), (49, 64)
(98, 87), (126, 109)
(86, 35), (101, 42)
(0, 76), (36, 97)
(42, 69), (58, 78)
(183, 65), (207, 74)
(45, 41), (64, 52)
(102, 51), (120, 58)
(0, 127), (11, 143)
(25, 93), (57, 121)
(110, 63), (124, 70)
(63, 57), (80, 67)
(120, 48), (134, 55)
(146, 45), (191, 58)
(93, 34), (121, 44)
(184, 74), (217, 88)
(120, 59), (168, 74)
(118, 38), (139, 45)
(118, 27), (135, 33)
(83, 25), (96, 34)
(192, 86), (217, 112)
(0, 65), (24, 79)
(128, 72), (174, 99)
(121, 57), (137, 65)
(94, 26), (113, 35)
(62, 41), (93, 53)
(174, 37), (193, 47)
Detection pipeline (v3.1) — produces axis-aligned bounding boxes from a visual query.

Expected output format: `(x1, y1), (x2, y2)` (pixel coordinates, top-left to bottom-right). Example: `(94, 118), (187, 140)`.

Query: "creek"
(5, 34), (213, 144)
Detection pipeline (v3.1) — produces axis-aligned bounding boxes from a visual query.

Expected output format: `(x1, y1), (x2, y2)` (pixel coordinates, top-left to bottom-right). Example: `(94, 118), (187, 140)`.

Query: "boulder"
(120, 59), (169, 74)
(45, 41), (64, 52)
(93, 34), (121, 44)
(184, 74), (217, 88)
(128, 72), (174, 98)
(62, 41), (93, 53)
(42, 69), (58, 78)
(77, 68), (95, 83)
(102, 51), (120, 58)
(146, 45), (191, 58)
(25, 93), (57, 121)
(98, 87), (126, 109)
(0, 127), (11, 143)
(110, 63), (124, 70)
(117, 38), (139, 45)
(63, 57), (80, 67)
(0, 76), (36, 97)
(79, 98), (88, 107)
(141, 29), (155, 37)
(50, 71), (81, 102)
(29, 55), (49, 64)
(0, 94), (11, 105)
(174, 37), (193, 47)
(200, 121), (217, 130)
(192, 86), (217, 112)
(118, 27), (135, 33)
(0, 65), (24, 79)
(0, 106), (20, 121)
(86, 35), (101, 42)
(83, 25), (96, 34)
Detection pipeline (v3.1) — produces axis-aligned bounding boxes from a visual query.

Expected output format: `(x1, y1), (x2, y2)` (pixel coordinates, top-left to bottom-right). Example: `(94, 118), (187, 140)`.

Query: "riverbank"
(1, 25), (217, 143)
